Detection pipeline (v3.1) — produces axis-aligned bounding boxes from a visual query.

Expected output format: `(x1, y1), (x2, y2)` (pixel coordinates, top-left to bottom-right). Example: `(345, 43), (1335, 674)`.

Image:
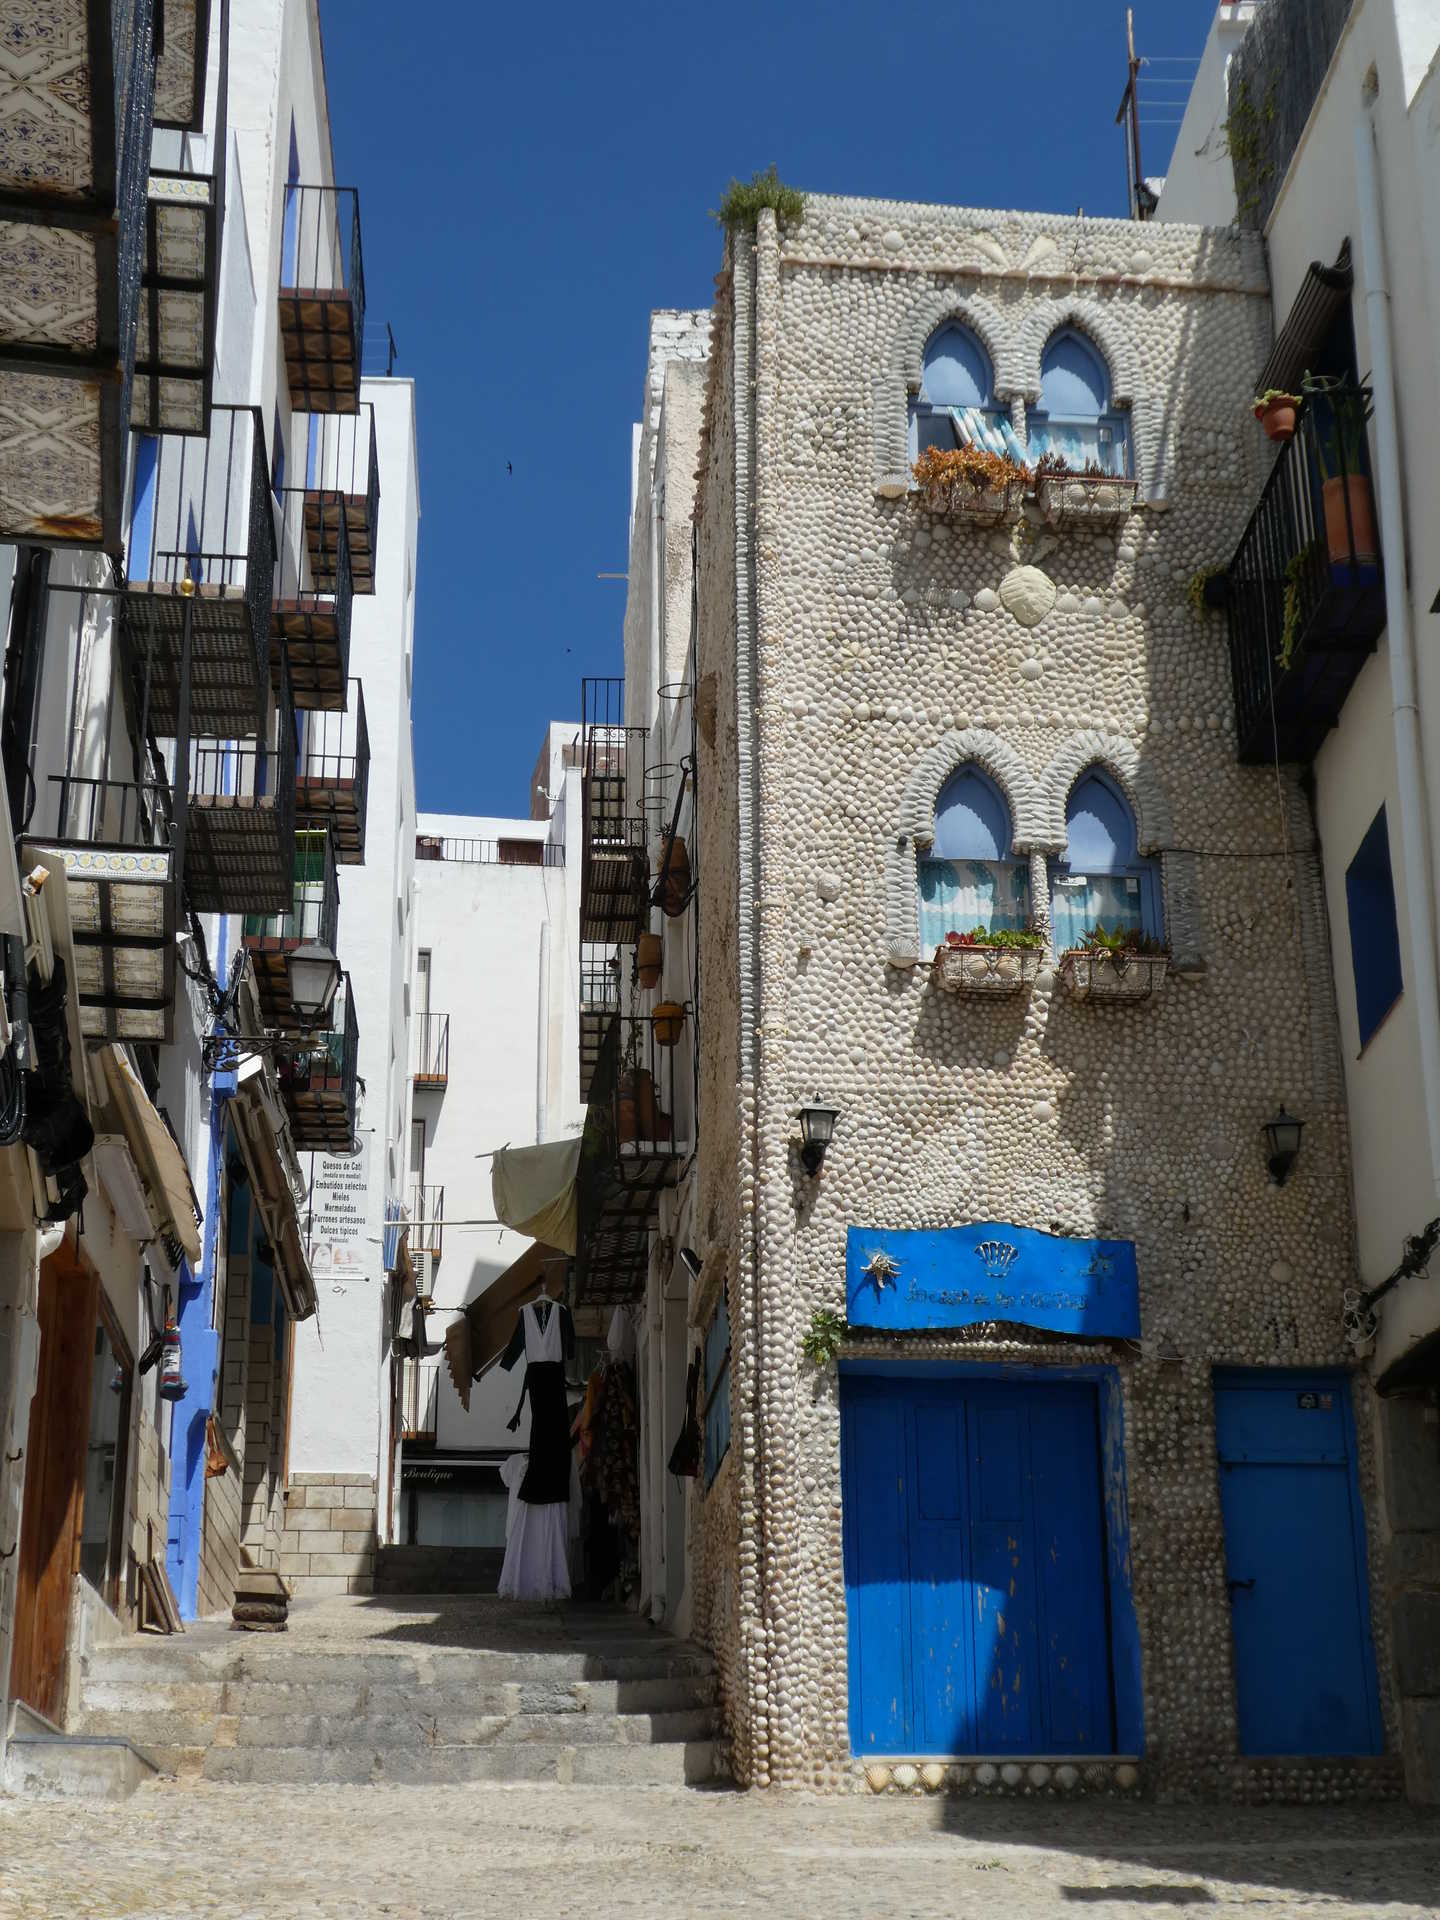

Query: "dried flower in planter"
(912, 445), (1029, 522)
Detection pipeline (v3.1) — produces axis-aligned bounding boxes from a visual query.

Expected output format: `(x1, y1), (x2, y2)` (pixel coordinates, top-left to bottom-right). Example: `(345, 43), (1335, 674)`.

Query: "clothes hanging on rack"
(497, 1296), (575, 1601)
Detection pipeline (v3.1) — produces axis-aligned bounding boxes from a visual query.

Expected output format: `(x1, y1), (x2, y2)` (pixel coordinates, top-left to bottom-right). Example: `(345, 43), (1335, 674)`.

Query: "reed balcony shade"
(121, 404), (276, 739)
(277, 185), (365, 415)
(0, 0), (158, 548)
(23, 775), (177, 1044)
(301, 403), (379, 593)
(295, 678), (369, 863)
(270, 485), (353, 710)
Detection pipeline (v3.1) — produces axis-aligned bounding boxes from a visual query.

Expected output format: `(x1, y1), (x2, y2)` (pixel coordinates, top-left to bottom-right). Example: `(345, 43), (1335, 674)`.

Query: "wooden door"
(11, 1243), (100, 1723)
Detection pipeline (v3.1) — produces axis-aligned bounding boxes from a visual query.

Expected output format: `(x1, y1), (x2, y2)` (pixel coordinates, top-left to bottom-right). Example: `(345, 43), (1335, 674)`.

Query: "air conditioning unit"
(414, 1250), (435, 1303)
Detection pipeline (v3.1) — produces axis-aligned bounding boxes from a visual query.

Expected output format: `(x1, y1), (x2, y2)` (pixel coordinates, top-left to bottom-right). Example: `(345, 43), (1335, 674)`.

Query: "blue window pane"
(933, 767), (1011, 861)
(1051, 769), (1162, 948)
(1028, 329), (1129, 477)
(919, 859), (1031, 955)
(1039, 330), (1109, 415)
(922, 325), (993, 408)
(129, 435), (159, 580)
(1065, 773), (1138, 870)
(1345, 807), (1403, 1048)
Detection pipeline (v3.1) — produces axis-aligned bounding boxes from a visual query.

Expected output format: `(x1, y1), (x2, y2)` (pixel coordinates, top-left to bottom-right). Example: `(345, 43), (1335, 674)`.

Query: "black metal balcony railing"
(0, 0), (157, 547)
(182, 663), (298, 915)
(409, 1184), (444, 1262)
(271, 486), (353, 710)
(413, 1013), (449, 1086)
(414, 836), (565, 866)
(24, 774), (177, 1044)
(281, 971), (360, 1153)
(580, 956), (621, 1011)
(580, 678), (649, 944)
(242, 828), (341, 1028)
(122, 404), (276, 740)
(301, 404), (380, 593)
(578, 951), (621, 1102)
(1227, 0), (1352, 230)
(296, 679), (370, 864)
(1226, 392), (1386, 765)
(278, 185), (366, 414)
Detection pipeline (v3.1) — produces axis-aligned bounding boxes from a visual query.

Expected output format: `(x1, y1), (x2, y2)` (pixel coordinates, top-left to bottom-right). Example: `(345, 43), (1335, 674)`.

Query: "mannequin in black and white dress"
(497, 1295), (574, 1600)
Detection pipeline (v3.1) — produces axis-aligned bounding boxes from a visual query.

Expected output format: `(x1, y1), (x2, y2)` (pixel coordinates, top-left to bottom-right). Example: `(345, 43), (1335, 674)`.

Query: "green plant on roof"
(712, 166), (806, 233)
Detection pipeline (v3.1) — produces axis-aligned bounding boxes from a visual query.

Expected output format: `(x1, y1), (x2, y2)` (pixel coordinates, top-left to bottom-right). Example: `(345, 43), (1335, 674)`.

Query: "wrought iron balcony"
(271, 486), (352, 710)
(23, 774), (176, 1044)
(280, 970), (359, 1154)
(122, 404), (276, 739)
(1225, 393), (1386, 765)
(295, 678), (369, 863)
(580, 677), (649, 945)
(574, 1013), (691, 1306)
(412, 1013), (449, 1088)
(0, 0), (158, 547)
(132, 0), (227, 437)
(409, 1184), (444, 1264)
(300, 403), (380, 593)
(579, 948), (620, 1102)
(242, 827), (340, 1031)
(181, 660), (298, 915)
(278, 185), (365, 415)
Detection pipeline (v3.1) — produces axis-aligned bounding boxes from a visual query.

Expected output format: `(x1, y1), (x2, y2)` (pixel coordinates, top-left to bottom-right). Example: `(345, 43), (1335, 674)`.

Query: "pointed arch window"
(1049, 770), (1161, 950)
(909, 324), (1022, 465)
(918, 767), (1031, 957)
(1026, 328), (1130, 477)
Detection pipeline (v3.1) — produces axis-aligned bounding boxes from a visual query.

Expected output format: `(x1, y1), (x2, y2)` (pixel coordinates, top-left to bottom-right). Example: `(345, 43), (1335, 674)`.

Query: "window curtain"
(1026, 415), (1129, 477)
(1049, 872), (1146, 952)
(919, 858), (1031, 956)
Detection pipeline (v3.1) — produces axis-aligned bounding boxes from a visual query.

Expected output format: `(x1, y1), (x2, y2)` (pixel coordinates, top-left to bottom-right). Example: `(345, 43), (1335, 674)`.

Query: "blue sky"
(321, 2), (1220, 818)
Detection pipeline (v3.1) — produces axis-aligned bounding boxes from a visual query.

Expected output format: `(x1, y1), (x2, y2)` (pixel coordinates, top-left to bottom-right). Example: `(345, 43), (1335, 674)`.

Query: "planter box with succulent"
(1252, 388), (1302, 442)
(1032, 451), (1138, 530)
(932, 926), (1044, 994)
(1058, 924), (1170, 1002)
(912, 445), (1028, 526)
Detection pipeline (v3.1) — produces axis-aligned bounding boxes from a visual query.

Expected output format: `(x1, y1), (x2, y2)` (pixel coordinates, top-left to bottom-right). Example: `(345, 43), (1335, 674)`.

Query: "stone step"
(184, 1738), (716, 1787)
(3, 1734), (159, 1802)
(81, 1704), (713, 1752)
(83, 1644), (714, 1689)
(373, 1548), (505, 1594)
(82, 1671), (714, 1720)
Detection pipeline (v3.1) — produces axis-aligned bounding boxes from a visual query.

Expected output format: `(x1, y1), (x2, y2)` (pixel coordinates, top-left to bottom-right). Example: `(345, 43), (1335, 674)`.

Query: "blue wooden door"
(841, 1372), (1114, 1756)
(1214, 1372), (1381, 1756)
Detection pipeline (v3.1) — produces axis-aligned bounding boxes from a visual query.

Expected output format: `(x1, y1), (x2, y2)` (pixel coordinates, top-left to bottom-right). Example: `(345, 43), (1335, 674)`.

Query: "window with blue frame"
(908, 324), (1024, 466)
(918, 765), (1031, 957)
(1026, 328), (1130, 477)
(1345, 806), (1403, 1048)
(703, 1291), (731, 1488)
(1049, 770), (1162, 951)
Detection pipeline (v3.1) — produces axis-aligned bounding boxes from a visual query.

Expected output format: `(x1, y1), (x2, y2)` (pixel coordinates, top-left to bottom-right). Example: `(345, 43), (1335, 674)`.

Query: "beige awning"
(442, 1239), (566, 1412)
(227, 1061), (317, 1321)
(99, 1046), (202, 1264)
(491, 1139), (580, 1254)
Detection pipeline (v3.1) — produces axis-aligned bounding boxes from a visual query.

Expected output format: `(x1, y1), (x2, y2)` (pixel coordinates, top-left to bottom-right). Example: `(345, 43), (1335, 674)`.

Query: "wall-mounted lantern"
(798, 1102), (841, 1176)
(1263, 1106), (1304, 1186)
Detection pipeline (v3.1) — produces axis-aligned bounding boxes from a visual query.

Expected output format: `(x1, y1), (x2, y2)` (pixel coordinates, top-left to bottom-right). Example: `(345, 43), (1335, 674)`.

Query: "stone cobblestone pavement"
(1, 1782), (1438, 1918)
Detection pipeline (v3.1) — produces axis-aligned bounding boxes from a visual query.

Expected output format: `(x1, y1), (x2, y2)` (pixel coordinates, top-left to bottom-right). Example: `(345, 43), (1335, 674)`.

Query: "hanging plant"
(801, 1307), (848, 1367)
(1187, 565), (1228, 618)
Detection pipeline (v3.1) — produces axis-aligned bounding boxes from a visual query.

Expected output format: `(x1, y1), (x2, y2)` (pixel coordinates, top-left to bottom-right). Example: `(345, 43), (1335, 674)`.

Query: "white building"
(1156, 0), (1440, 1800)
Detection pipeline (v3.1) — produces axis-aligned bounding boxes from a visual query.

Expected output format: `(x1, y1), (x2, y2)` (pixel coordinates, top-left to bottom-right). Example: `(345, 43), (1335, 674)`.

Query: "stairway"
(373, 1545), (504, 1594)
(74, 1593), (718, 1787)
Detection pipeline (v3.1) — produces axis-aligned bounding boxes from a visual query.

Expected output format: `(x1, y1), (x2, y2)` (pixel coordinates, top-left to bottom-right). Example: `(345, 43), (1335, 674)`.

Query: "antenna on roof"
(386, 323), (399, 376)
(1115, 8), (1155, 222)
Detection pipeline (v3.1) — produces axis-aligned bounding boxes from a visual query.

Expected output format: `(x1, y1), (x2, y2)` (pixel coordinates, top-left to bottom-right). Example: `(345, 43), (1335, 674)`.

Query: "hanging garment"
(497, 1298), (575, 1601)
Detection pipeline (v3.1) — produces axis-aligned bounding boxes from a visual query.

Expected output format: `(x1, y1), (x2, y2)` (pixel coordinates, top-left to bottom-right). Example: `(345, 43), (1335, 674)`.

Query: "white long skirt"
(497, 1498), (570, 1601)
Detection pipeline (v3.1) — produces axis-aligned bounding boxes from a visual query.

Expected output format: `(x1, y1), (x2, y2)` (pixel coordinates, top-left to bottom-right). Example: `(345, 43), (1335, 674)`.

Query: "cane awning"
(442, 1239), (566, 1413)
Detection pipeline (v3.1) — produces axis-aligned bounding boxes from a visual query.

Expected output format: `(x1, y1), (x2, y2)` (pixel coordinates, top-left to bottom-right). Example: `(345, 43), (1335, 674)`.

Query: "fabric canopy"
(99, 1045), (202, 1263)
(491, 1139), (580, 1255)
(442, 1239), (567, 1413)
(226, 1062), (317, 1322)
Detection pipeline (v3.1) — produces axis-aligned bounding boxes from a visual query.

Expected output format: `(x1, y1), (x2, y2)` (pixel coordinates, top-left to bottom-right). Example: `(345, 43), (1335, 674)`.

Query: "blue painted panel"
(282, 117), (300, 284)
(1029, 1389), (1115, 1752)
(906, 1386), (972, 1754)
(846, 1223), (1139, 1338)
(922, 325), (993, 408)
(1345, 808), (1403, 1048)
(129, 436), (159, 578)
(703, 1292), (731, 1487)
(1066, 771), (1138, 868)
(842, 1376), (913, 1753)
(968, 1397), (1040, 1751)
(1214, 1372), (1381, 1756)
(1039, 328), (1110, 415)
(933, 766), (1012, 861)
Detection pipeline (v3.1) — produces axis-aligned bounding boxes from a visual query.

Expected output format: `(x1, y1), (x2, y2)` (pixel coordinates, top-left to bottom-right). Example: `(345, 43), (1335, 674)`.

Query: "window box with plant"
(932, 926), (1044, 995)
(1058, 924), (1170, 1002)
(1031, 451), (1138, 530)
(911, 445), (1028, 526)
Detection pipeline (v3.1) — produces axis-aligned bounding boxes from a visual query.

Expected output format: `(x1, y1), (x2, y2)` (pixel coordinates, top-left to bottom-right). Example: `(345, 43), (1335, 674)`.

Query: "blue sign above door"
(845, 1223), (1140, 1338)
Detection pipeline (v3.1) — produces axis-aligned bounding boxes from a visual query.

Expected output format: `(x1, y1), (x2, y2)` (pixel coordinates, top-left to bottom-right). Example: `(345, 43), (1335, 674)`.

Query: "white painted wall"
(288, 379), (420, 1494)
(1152, 4), (1260, 226)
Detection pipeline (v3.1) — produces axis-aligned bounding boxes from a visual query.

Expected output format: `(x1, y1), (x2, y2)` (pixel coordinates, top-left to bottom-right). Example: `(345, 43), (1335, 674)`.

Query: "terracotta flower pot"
(655, 837), (691, 917)
(636, 932), (662, 989)
(1322, 474), (1378, 568)
(652, 1001), (685, 1047)
(1258, 397), (1298, 442)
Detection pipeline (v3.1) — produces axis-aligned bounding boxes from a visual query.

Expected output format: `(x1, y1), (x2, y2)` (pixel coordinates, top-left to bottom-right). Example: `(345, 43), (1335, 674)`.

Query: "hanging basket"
(655, 837), (691, 917)
(652, 1001), (686, 1047)
(636, 932), (663, 989)
(933, 944), (1042, 995)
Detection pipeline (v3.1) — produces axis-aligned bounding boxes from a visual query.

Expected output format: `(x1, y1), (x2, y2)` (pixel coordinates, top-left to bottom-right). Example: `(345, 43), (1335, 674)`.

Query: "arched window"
(1049, 770), (1161, 950)
(1026, 328), (1130, 477)
(909, 324), (1020, 464)
(918, 767), (1031, 957)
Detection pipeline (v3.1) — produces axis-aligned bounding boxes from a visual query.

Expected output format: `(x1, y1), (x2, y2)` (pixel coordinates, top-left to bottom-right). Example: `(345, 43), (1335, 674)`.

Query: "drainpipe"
(536, 921), (550, 1145)
(1354, 106), (1440, 1204)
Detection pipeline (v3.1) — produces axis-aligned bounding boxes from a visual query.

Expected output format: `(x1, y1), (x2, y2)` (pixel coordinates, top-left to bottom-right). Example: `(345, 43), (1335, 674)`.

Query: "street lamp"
(1263, 1105), (1304, 1186)
(798, 1102), (841, 1176)
(286, 944), (342, 1025)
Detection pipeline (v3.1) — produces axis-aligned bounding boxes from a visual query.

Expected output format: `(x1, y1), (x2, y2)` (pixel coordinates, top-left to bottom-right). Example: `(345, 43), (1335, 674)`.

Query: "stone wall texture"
(279, 1474), (378, 1596)
(690, 194), (1395, 1798)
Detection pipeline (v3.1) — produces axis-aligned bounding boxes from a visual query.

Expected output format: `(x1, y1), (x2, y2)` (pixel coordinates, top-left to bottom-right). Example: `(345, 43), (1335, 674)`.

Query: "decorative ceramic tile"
(153, 0), (200, 128)
(0, 2), (93, 196)
(0, 368), (101, 540)
(0, 220), (96, 348)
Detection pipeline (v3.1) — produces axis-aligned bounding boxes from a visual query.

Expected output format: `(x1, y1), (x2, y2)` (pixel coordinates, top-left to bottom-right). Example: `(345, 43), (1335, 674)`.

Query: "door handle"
(1227, 1577), (1255, 1597)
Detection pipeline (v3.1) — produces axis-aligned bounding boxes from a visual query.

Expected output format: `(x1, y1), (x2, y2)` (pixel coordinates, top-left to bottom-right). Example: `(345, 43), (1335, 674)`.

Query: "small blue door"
(1214, 1371), (1381, 1756)
(841, 1372), (1115, 1756)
